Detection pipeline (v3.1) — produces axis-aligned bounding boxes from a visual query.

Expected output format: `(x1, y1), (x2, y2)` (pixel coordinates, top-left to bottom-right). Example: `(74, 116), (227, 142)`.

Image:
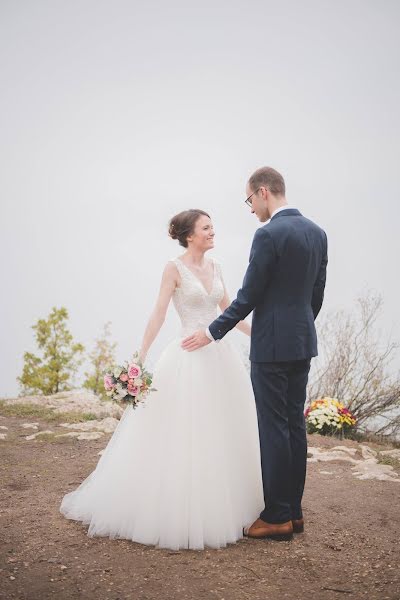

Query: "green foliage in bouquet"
(103, 352), (156, 408)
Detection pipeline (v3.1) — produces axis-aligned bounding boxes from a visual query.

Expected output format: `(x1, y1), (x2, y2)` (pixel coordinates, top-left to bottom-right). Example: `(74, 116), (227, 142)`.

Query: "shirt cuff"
(205, 327), (216, 342)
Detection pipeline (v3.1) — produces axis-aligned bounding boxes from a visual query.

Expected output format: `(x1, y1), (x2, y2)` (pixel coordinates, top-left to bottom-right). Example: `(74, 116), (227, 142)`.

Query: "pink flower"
(128, 363), (141, 379)
(127, 383), (139, 396)
(104, 374), (115, 391)
(119, 373), (128, 382)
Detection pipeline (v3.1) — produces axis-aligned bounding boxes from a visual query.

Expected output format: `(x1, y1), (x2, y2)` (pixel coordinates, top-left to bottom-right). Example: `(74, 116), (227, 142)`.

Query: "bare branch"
(308, 290), (400, 438)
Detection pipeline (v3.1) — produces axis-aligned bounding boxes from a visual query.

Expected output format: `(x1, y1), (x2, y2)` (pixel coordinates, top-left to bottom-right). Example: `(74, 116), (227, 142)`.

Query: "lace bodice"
(170, 257), (224, 337)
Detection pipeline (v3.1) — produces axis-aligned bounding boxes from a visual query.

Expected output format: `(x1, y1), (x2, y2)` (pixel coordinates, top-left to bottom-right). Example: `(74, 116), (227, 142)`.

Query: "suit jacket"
(208, 209), (328, 362)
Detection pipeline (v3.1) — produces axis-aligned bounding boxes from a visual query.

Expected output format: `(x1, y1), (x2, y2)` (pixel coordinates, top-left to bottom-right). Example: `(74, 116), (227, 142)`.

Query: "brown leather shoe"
(292, 518), (304, 533)
(243, 518), (293, 541)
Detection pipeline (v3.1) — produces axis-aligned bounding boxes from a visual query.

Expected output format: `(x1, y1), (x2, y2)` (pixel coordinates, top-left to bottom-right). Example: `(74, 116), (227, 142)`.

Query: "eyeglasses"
(244, 187), (261, 207)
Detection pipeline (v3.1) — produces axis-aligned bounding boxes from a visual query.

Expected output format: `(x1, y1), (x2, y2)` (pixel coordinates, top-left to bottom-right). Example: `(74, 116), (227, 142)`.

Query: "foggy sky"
(1, 0), (399, 396)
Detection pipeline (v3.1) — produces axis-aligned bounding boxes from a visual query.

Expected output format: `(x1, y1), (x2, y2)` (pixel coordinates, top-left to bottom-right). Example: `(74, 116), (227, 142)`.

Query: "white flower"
(114, 383), (126, 399)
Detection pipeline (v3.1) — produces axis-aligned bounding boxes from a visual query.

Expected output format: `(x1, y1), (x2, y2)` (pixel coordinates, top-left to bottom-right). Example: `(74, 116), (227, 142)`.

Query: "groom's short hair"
(248, 167), (285, 196)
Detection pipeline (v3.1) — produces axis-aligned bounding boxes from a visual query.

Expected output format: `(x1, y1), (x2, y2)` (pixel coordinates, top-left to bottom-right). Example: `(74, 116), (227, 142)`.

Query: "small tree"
(18, 306), (85, 395)
(308, 291), (400, 438)
(83, 322), (117, 399)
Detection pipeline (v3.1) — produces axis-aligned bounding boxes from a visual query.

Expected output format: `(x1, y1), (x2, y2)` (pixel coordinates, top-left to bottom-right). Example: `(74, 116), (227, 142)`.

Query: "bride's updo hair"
(168, 209), (211, 248)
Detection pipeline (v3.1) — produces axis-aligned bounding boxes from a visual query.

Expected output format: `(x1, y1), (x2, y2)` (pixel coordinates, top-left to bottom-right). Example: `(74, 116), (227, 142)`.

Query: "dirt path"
(1, 414), (399, 600)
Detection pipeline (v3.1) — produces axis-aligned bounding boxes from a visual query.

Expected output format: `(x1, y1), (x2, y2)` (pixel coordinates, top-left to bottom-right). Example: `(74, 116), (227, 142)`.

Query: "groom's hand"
(181, 330), (211, 351)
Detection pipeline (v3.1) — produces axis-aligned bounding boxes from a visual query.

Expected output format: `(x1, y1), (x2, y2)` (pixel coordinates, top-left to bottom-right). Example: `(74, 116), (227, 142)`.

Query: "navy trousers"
(250, 359), (311, 524)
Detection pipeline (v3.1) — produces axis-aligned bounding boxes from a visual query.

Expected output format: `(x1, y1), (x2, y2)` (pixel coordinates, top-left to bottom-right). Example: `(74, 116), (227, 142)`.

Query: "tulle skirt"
(60, 336), (264, 550)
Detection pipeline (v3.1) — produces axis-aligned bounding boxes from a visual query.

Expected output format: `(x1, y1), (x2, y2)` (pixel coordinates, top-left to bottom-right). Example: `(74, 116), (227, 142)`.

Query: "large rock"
(3, 390), (123, 419)
(308, 444), (400, 483)
(380, 449), (400, 460)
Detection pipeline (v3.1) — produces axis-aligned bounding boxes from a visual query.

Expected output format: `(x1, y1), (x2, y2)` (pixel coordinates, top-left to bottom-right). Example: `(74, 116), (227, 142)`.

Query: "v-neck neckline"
(177, 257), (216, 296)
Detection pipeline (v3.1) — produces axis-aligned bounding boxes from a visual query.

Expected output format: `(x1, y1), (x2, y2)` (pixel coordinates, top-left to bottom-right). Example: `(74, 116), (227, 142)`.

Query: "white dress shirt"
(265, 204), (293, 224)
(205, 205), (295, 342)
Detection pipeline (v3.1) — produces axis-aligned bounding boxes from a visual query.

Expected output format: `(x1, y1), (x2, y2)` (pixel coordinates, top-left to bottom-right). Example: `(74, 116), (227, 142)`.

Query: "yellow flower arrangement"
(304, 397), (356, 436)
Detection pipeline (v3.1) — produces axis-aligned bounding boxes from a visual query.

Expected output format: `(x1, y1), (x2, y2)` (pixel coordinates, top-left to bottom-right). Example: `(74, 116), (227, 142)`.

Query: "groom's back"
(250, 209), (327, 362)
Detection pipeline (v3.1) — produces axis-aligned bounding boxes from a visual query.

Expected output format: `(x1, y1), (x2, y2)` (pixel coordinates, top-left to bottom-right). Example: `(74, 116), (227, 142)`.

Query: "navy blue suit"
(209, 208), (328, 523)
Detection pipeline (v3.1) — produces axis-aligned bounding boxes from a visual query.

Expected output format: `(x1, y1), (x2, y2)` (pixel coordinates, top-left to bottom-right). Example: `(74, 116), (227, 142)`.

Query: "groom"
(182, 166), (328, 541)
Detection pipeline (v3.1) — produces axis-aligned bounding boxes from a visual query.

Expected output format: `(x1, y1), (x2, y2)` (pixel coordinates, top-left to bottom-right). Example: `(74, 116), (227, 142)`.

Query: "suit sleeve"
(311, 232), (328, 319)
(208, 227), (277, 341)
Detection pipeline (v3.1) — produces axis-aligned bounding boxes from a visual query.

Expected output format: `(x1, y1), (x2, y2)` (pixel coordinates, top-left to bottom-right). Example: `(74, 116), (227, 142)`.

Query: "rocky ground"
(0, 392), (399, 600)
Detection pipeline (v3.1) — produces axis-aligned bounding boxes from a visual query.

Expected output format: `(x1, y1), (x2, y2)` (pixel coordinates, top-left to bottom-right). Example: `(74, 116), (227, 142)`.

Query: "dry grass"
(377, 453), (400, 469)
(32, 432), (77, 443)
(0, 400), (97, 423)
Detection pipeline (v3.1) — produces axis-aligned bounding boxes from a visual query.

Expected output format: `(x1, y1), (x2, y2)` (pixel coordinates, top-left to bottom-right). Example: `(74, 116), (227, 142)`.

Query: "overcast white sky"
(1, 0), (399, 397)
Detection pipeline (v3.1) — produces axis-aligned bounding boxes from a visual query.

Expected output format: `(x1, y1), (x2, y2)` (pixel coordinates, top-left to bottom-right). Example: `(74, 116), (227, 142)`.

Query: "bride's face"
(187, 215), (215, 251)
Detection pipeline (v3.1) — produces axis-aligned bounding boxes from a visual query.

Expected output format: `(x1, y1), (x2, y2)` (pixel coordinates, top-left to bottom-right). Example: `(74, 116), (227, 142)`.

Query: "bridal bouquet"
(305, 397), (356, 436)
(103, 353), (156, 408)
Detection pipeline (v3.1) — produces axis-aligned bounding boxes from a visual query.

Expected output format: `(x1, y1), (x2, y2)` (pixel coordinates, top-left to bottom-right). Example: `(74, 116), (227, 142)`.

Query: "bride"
(60, 209), (264, 550)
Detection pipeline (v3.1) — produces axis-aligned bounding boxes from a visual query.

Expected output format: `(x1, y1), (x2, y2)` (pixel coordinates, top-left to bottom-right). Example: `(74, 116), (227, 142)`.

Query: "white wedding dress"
(60, 257), (264, 550)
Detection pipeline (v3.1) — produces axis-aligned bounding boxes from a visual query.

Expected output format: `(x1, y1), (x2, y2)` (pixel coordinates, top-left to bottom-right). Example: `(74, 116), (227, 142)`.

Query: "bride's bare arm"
(218, 285), (251, 337)
(139, 263), (179, 362)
